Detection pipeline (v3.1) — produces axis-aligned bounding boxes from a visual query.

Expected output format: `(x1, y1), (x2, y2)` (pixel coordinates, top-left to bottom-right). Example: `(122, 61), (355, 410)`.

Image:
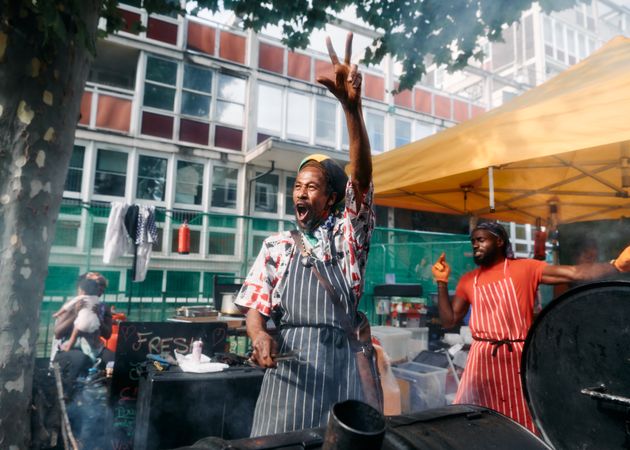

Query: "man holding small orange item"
(432, 222), (630, 433)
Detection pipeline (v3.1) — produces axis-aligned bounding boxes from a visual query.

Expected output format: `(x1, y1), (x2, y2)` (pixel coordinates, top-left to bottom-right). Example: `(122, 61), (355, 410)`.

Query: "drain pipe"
(242, 161), (275, 276)
(246, 161), (275, 216)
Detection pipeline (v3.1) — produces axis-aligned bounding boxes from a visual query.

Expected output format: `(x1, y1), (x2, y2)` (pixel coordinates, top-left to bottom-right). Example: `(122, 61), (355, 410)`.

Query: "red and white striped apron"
(454, 259), (536, 433)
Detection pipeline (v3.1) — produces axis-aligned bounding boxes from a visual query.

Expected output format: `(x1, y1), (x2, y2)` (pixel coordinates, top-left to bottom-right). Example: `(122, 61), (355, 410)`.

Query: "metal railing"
(40, 202), (472, 356)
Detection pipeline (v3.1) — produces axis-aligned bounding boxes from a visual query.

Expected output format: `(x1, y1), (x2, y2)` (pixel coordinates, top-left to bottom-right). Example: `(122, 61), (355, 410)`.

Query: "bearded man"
(433, 222), (630, 432)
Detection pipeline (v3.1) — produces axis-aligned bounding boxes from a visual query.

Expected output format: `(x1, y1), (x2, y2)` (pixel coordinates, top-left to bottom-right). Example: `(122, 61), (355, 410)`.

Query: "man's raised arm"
(316, 32), (372, 195)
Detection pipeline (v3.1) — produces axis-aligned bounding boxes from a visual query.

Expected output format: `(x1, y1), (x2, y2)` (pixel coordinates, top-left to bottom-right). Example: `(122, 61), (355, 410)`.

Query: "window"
(94, 149), (127, 197)
(166, 271), (201, 297)
(52, 220), (80, 247)
(415, 122), (434, 140)
(543, 17), (554, 57)
(395, 119), (411, 148)
(555, 22), (565, 62)
(257, 83), (282, 134)
(253, 173), (278, 213)
(215, 74), (246, 127)
(285, 176), (296, 216)
(143, 56), (177, 111)
(136, 155), (167, 201)
(365, 111), (385, 152)
(578, 34), (587, 59)
(126, 269), (164, 297)
(142, 56), (249, 145)
(286, 91), (310, 141)
(175, 161), (204, 205)
(181, 64), (212, 117)
(208, 215), (237, 255)
(65, 145), (85, 193)
(211, 166), (238, 209)
(315, 99), (337, 145)
(566, 28), (576, 64)
(341, 121), (349, 148)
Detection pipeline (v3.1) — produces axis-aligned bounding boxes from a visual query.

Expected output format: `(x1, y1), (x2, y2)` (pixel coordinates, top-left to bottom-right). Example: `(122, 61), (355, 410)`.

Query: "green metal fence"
(39, 201), (473, 357)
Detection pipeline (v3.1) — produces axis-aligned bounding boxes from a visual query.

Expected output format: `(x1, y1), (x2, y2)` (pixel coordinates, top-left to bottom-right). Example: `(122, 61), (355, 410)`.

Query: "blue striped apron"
(249, 250), (363, 437)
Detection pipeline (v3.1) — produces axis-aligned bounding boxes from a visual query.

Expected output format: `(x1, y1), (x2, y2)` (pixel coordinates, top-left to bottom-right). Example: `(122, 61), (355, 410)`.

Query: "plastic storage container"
(371, 326), (412, 363)
(392, 361), (448, 413)
(407, 327), (429, 360)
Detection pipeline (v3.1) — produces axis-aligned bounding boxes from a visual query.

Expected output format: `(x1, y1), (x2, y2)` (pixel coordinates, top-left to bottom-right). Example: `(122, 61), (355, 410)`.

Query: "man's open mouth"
(295, 204), (310, 221)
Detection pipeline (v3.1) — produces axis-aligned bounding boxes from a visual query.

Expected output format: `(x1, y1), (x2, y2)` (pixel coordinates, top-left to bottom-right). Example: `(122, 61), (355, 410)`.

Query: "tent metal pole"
(488, 166), (495, 212)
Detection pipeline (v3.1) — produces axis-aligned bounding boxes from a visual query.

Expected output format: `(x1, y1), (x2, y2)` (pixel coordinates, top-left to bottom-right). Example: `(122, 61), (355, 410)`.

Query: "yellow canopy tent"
(372, 36), (630, 225)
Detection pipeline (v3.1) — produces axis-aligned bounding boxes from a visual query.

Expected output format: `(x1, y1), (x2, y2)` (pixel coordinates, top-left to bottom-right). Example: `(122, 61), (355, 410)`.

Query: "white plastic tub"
(407, 327), (429, 360)
(371, 326), (412, 364)
(392, 361), (448, 413)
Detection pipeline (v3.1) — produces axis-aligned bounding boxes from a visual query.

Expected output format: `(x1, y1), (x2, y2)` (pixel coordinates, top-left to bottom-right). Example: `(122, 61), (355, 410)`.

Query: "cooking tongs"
(246, 348), (304, 366)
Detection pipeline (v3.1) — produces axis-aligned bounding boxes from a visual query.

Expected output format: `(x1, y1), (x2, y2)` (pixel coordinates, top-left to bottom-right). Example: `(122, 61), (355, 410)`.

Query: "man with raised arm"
(235, 32), (375, 436)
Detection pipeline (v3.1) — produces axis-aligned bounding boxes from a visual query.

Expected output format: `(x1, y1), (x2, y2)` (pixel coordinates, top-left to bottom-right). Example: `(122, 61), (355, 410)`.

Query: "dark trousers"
(54, 348), (114, 398)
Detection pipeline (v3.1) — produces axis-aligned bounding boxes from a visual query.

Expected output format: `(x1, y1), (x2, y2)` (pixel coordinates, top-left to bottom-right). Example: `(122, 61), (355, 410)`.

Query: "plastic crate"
(371, 326), (412, 363)
(407, 327), (429, 360)
(392, 361), (448, 413)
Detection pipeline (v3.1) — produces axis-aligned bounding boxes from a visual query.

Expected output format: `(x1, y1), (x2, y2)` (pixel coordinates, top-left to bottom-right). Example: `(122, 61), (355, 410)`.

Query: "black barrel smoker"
(522, 280), (630, 449)
(176, 281), (630, 450)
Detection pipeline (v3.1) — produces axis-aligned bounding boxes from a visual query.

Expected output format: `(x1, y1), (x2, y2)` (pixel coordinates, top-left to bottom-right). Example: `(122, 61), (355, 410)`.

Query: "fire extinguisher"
(178, 220), (190, 254)
(533, 229), (547, 260)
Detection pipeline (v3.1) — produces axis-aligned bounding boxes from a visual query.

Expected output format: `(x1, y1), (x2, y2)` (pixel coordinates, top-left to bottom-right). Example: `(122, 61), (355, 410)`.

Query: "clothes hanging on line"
(132, 205), (158, 282)
(103, 202), (158, 282)
(103, 202), (131, 264)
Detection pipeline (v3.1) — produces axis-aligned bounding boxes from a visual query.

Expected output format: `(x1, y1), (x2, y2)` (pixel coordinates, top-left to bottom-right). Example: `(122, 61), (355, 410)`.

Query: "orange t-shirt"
(455, 258), (547, 334)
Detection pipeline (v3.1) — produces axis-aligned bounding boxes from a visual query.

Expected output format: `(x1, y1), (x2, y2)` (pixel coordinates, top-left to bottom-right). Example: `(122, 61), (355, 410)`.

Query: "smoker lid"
(522, 281), (630, 450)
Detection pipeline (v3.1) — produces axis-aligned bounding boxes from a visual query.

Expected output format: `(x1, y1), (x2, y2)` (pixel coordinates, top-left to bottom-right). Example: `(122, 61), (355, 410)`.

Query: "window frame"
(209, 163), (241, 212)
(173, 158), (207, 209)
(92, 146), (130, 201)
(134, 151), (170, 204)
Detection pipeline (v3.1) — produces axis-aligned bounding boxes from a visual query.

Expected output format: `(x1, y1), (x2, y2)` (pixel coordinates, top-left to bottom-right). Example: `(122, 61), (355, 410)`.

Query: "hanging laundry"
(133, 206), (158, 282)
(102, 202), (158, 282)
(103, 202), (131, 264)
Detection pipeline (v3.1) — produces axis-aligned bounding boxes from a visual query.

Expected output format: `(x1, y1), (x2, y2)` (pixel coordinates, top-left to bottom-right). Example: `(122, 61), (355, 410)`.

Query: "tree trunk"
(0, 2), (102, 447)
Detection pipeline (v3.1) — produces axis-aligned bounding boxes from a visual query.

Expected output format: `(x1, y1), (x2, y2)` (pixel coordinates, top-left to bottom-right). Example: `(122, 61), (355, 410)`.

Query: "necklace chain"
(299, 233), (311, 256)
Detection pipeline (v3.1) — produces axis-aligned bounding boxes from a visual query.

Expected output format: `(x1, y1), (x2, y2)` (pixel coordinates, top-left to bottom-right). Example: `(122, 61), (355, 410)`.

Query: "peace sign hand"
(316, 32), (362, 111)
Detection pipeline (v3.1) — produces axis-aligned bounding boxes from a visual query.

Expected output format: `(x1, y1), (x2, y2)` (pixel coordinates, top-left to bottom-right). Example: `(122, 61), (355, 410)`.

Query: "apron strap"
(290, 230), (357, 341)
(472, 335), (525, 357)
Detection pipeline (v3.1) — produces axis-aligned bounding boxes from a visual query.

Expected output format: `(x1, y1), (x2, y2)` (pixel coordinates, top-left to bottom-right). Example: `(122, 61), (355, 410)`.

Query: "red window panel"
(179, 118), (210, 146)
(393, 83), (412, 109)
(96, 95), (131, 133)
(187, 21), (215, 55)
(287, 52), (311, 81)
(214, 126), (243, 150)
(118, 8), (141, 34)
(219, 31), (246, 64)
(79, 92), (92, 126)
(434, 94), (451, 120)
(364, 74), (385, 102)
(259, 43), (284, 74)
(141, 111), (174, 139)
(453, 100), (469, 122)
(147, 17), (178, 45)
(314, 59), (335, 84)
(414, 88), (432, 114)
(257, 133), (273, 144)
(471, 105), (486, 118)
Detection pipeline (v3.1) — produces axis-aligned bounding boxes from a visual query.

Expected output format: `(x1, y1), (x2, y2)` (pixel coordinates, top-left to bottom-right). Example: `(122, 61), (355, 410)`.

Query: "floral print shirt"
(235, 180), (375, 316)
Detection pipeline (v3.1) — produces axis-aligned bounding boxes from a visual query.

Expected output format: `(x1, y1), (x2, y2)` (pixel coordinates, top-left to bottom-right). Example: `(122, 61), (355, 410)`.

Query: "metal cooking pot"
(220, 292), (241, 315)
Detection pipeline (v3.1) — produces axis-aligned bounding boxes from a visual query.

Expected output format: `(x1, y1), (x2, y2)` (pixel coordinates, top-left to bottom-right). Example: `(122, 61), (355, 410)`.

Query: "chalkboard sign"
(109, 321), (228, 450)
